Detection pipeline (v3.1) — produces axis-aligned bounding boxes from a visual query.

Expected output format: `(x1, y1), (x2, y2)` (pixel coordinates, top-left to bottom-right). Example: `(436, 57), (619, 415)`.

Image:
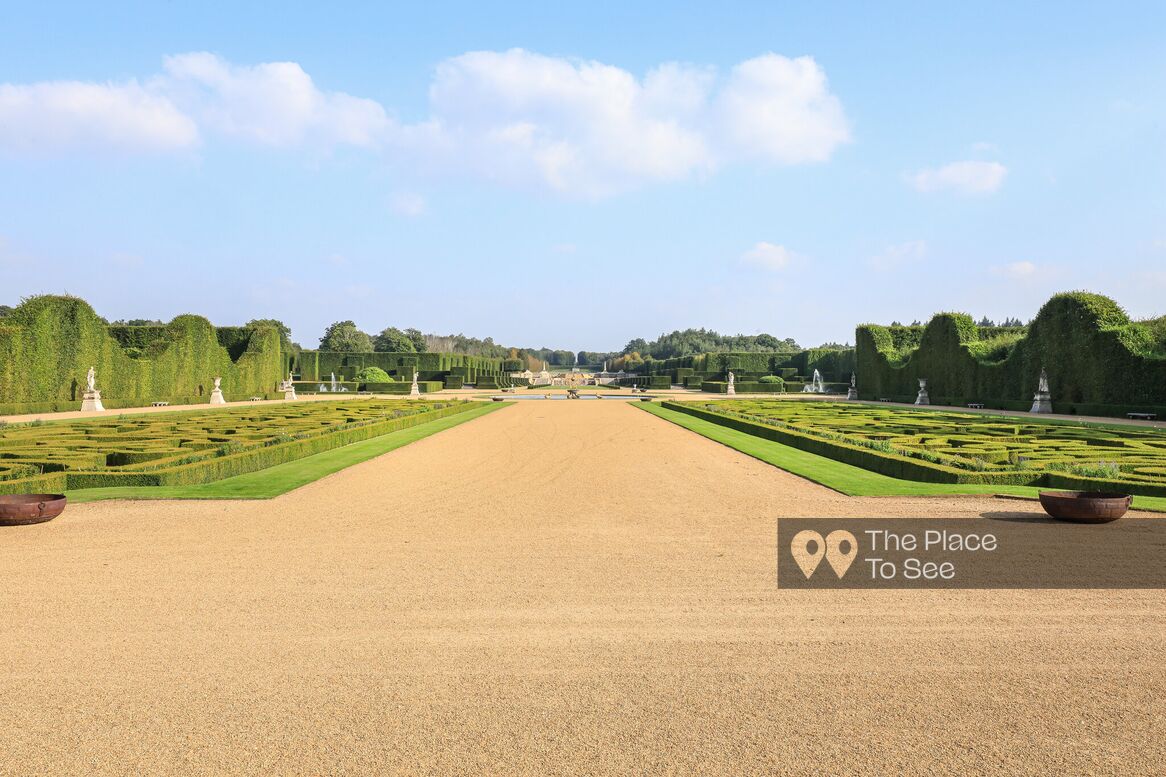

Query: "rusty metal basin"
(1038, 491), (1131, 523)
(0, 494), (67, 526)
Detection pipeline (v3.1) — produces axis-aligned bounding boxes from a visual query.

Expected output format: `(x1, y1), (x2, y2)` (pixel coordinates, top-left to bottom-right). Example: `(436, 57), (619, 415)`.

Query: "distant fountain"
(1030, 368), (1053, 414)
(802, 369), (826, 394)
(318, 384), (327, 392)
(915, 378), (930, 405)
(330, 372), (338, 392)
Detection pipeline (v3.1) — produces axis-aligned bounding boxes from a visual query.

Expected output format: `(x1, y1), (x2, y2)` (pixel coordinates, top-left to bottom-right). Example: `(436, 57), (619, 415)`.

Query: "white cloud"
(0, 50), (851, 195)
(388, 191), (427, 218)
(741, 242), (800, 271)
(161, 53), (390, 148)
(868, 240), (927, 272)
(991, 261), (1038, 279)
(909, 160), (1007, 194)
(0, 80), (197, 153)
(716, 54), (850, 164)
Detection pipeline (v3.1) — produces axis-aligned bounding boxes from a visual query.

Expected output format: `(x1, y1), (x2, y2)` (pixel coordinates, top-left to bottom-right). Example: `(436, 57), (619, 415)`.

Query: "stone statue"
(281, 372), (297, 401)
(726, 370), (736, 396)
(915, 378), (930, 405)
(409, 369), (421, 397)
(209, 376), (227, 405)
(80, 365), (104, 411)
(847, 372), (858, 400)
(1030, 368), (1052, 414)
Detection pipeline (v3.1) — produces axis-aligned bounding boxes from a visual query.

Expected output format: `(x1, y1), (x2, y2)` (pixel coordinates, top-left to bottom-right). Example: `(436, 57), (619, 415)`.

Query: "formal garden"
(0, 399), (493, 499)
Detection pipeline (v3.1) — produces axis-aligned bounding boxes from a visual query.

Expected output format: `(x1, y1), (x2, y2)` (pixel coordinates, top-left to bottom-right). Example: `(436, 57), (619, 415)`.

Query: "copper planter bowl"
(0, 494), (67, 526)
(1038, 491), (1131, 523)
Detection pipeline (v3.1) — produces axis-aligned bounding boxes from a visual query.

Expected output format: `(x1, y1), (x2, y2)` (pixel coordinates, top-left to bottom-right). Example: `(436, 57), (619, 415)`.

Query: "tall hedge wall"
(294, 350), (514, 384)
(0, 296), (283, 413)
(855, 292), (1166, 413)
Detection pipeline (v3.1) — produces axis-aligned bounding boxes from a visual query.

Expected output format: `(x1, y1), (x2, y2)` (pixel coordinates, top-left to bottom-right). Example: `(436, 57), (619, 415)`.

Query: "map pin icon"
(825, 530), (858, 578)
(790, 530), (826, 578)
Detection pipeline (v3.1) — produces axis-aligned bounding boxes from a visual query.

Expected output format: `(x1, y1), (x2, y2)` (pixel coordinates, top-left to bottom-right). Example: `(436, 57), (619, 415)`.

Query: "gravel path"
(1, 400), (1162, 775)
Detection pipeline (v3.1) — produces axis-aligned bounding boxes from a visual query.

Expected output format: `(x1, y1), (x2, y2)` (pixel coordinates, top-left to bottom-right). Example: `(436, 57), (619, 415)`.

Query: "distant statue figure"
(915, 378), (930, 406)
(851, 373), (856, 388)
(847, 372), (858, 400)
(726, 370), (736, 396)
(81, 366), (105, 411)
(209, 376), (227, 405)
(1031, 368), (1052, 414)
(409, 369), (421, 397)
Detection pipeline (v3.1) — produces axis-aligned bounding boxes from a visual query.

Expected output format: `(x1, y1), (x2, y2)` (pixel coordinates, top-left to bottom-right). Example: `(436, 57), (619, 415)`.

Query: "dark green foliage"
(319, 321), (373, 352)
(856, 292), (1166, 416)
(0, 296), (283, 413)
(373, 327), (416, 353)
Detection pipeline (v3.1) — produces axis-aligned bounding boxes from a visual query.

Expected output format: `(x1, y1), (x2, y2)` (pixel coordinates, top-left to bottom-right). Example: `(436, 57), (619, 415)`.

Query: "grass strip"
(68, 402), (506, 503)
(639, 403), (1166, 513)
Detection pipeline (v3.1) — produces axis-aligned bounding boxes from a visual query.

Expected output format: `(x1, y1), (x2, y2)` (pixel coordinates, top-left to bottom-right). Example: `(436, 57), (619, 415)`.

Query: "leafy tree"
(111, 318), (165, 326)
(0, 305), (16, 317)
(404, 328), (427, 352)
(374, 327), (416, 353)
(246, 318), (293, 353)
(319, 320), (372, 352)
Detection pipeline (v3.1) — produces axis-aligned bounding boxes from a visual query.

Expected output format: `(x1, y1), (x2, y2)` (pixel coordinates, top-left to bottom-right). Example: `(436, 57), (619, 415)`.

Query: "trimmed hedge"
(856, 292), (1166, 417)
(664, 399), (1166, 498)
(0, 296), (283, 413)
(0, 399), (482, 494)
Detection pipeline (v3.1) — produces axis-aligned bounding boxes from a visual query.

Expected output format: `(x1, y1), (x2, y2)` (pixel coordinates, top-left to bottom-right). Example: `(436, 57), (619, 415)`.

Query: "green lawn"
(68, 402), (506, 503)
(639, 403), (1166, 512)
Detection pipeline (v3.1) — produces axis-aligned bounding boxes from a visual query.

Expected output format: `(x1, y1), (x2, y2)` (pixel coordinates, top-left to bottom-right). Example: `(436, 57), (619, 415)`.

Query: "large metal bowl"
(1038, 491), (1131, 523)
(0, 494), (67, 526)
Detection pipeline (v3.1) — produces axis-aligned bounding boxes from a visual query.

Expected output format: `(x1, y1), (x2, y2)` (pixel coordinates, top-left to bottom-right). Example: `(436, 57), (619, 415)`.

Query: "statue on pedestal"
(915, 378), (930, 405)
(726, 370), (736, 396)
(80, 366), (105, 411)
(209, 376), (227, 405)
(847, 372), (858, 400)
(409, 369), (421, 397)
(280, 372), (297, 400)
(1030, 368), (1053, 414)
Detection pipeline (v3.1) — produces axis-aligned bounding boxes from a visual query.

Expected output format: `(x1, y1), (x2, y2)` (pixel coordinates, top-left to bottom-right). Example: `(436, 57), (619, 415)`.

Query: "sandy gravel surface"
(1, 401), (1162, 775)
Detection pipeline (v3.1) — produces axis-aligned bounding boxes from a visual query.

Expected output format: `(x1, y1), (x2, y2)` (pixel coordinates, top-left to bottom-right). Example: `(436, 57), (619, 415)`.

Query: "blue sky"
(1, 1), (1163, 351)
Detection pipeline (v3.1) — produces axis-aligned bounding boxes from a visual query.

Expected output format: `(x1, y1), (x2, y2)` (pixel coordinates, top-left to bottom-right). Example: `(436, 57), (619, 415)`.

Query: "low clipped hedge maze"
(0, 399), (481, 495)
(665, 399), (1166, 498)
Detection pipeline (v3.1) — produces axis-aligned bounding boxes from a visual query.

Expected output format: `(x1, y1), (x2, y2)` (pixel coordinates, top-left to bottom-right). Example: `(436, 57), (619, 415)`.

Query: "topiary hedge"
(0, 296), (283, 413)
(856, 292), (1166, 416)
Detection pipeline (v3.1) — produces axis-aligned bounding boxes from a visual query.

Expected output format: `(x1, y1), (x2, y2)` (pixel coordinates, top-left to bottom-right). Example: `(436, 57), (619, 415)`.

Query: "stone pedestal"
(283, 388), (297, 400)
(726, 383), (736, 396)
(1030, 392), (1052, 414)
(80, 391), (105, 412)
(914, 379), (930, 406)
(210, 388), (227, 405)
(847, 387), (858, 400)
